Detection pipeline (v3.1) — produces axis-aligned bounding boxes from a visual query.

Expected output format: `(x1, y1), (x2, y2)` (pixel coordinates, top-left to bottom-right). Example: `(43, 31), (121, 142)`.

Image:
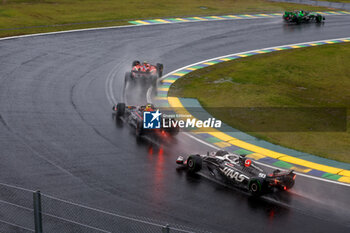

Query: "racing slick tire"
(132, 60), (140, 67)
(156, 63), (163, 77)
(136, 121), (144, 137)
(116, 103), (126, 117)
(248, 179), (263, 196)
(187, 155), (202, 173)
(316, 14), (324, 23)
(283, 176), (295, 190)
(169, 125), (180, 136)
(293, 15), (300, 24)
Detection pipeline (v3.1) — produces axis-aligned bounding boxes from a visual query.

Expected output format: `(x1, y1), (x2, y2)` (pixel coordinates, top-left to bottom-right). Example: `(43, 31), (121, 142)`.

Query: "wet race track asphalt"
(0, 15), (350, 233)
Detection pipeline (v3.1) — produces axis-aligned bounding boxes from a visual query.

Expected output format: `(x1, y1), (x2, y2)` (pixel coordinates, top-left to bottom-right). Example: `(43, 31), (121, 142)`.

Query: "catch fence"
(0, 183), (202, 233)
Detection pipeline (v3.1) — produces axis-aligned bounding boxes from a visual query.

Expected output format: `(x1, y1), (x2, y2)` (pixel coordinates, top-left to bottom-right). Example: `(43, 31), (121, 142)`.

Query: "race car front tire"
(187, 155), (202, 173)
(156, 63), (163, 77)
(136, 121), (144, 137)
(132, 60), (140, 67)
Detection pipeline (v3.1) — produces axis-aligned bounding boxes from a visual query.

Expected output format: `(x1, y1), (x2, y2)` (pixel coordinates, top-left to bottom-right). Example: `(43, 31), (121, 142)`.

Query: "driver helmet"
(145, 104), (154, 111)
(143, 61), (150, 69)
(215, 150), (229, 157)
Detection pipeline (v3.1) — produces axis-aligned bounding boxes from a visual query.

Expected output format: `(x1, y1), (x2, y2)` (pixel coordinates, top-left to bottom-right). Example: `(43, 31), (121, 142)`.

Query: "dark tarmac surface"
(0, 16), (350, 232)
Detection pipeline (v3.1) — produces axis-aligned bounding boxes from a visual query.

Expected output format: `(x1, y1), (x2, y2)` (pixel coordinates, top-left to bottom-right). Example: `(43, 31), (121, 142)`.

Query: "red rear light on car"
(158, 147), (163, 156)
(283, 186), (287, 191)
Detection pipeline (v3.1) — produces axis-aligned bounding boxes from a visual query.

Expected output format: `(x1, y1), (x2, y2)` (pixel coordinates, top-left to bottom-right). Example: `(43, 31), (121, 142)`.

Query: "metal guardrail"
(0, 183), (201, 233)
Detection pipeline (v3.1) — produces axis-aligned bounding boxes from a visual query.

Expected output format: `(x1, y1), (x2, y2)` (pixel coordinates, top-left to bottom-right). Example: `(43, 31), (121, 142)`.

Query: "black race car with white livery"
(113, 103), (179, 137)
(176, 150), (295, 196)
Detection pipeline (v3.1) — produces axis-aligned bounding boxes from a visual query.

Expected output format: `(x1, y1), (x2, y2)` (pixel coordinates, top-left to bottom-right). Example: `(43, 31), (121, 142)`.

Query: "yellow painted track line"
(175, 18), (189, 22)
(210, 16), (224, 20)
(192, 17), (208, 21)
(162, 79), (176, 83)
(225, 15), (242, 19)
(134, 20), (150, 25)
(154, 19), (170, 23)
(243, 14), (257, 18)
(172, 73), (186, 77)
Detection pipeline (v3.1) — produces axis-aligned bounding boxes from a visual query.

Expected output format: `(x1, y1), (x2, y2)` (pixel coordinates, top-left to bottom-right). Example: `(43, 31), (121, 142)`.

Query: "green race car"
(283, 10), (325, 24)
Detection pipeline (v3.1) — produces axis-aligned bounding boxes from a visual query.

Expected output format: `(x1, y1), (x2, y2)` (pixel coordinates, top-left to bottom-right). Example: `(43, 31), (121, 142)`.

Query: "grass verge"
(169, 43), (350, 163)
(0, 0), (333, 38)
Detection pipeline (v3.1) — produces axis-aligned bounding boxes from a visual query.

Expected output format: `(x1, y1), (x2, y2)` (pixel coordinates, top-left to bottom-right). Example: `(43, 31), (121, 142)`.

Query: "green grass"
(169, 43), (350, 163)
(0, 0), (333, 38)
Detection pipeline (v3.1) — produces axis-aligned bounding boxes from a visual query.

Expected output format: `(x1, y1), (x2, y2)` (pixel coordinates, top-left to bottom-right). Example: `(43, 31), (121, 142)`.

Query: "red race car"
(125, 61), (164, 91)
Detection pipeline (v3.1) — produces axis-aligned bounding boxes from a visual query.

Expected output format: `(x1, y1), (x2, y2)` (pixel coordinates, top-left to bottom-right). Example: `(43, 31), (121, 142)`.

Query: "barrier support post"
(33, 190), (43, 233)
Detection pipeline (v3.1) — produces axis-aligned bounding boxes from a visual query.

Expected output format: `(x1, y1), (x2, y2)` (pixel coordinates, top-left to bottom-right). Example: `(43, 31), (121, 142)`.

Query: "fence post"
(33, 190), (43, 233)
(162, 224), (170, 233)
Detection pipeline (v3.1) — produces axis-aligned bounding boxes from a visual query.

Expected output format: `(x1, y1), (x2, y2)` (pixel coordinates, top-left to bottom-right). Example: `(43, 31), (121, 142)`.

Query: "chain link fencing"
(0, 182), (34, 232)
(0, 183), (206, 233)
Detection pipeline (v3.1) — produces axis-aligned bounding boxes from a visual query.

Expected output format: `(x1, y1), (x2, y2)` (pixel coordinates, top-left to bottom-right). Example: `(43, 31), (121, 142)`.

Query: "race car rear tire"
(293, 15), (300, 24)
(132, 60), (140, 67)
(136, 121), (144, 137)
(116, 103), (125, 117)
(187, 155), (202, 173)
(156, 63), (163, 77)
(249, 179), (263, 196)
(169, 125), (180, 136)
(283, 176), (295, 190)
(316, 15), (322, 23)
